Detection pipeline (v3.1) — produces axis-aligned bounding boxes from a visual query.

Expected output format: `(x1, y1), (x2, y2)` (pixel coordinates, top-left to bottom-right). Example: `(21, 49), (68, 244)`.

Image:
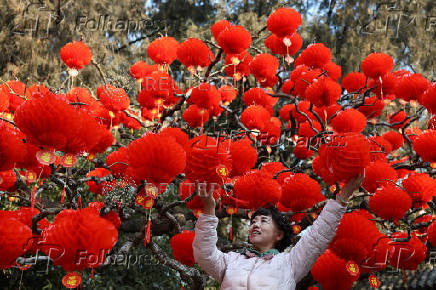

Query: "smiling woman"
(192, 173), (364, 290)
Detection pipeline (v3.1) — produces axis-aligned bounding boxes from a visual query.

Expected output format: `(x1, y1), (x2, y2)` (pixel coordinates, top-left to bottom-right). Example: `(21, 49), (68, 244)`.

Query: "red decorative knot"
(62, 272), (82, 289)
(368, 274), (380, 288)
(345, 261), (360, 277)
(292, 225), (301, 235)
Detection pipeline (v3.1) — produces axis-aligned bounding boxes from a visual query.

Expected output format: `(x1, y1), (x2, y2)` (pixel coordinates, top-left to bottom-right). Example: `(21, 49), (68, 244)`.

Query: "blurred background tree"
(0, 0), (434, 90)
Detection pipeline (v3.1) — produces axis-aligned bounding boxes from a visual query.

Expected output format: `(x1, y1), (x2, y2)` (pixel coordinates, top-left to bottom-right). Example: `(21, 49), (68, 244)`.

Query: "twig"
(0, 117), (16, 127)
(204, 48), (223, 80)
(149, 240), (206, 289)
(160, 94), (187, 122)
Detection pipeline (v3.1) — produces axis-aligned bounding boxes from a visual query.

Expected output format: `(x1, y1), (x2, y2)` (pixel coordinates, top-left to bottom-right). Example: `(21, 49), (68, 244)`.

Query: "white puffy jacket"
(193, 199), (347, 289)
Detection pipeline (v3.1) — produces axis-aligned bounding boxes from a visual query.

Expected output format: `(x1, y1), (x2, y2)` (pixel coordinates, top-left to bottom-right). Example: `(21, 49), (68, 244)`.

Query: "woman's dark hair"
(250, 206), (293, 252)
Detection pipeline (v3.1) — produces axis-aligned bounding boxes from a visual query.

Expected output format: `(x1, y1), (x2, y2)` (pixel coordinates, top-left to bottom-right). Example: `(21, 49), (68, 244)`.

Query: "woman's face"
(249, 214), (284, 252)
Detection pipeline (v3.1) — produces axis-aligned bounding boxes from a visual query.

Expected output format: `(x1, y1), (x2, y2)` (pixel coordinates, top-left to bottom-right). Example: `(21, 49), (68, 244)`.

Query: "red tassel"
(219, 198), (222, 212)
(403, 270), (408, 284)
(31, 187), (36, 208)
(144, 219), (151, 246)
(61, 186), (66, 204)
(77, 195), (82, 209)
(229, 215), (233, 241)
(90, 267), (94, 279)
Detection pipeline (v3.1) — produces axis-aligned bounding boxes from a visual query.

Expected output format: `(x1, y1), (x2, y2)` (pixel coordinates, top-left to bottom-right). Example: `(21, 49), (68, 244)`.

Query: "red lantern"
(267, 8), (302, 37)
(177, 38), (214, 70)
(182, 105), (210, 128)
(184, 135), (232, 187)
(388, 232), (427, 270)
(147, 36), (179, 65)
(240, 105), (271, 131)
(330, 212), (384, 264)
(361, 53), (394, 79)
(217, 25), (251, 55)
(129, 61), (158, 80)
(382, 130), (404, 151)
(369, 183), (412, 221)
(40, 208), (118, 271)
(341, 72), (367, 93)
(280, 173), (325, 211)
(318, 133), (370, 183)
(402, 173), (436, 208)
(362, 161), (397, 193)
(330, 108), (367, 133)
(421, 83), (436, 114)
(159, 127), (189, 148)
(187, 83), (221, 111)
(242, 88), (276, 115)
(298, 43), (332, 69)
(413, 130), (436, 162)
(127, 133), (186, 187)
(97, 84), (130, 112)
(312, 250), (359, 290)
(395, 73), (429, 101)
(265, 33), (302, 56)
(224, 51), (252, 80)
(60, 41), (92, 70)
(0, 124), (26, 171)
(249, 53), (279, 83)
(230, 139), (257, 177)
(305, 76), (342, 107)
(211, 20), (232, 40)
(427, 220), (436, 247)
(233, 170), (281, 209)
(0, 213), (33, 269)
(170, 231), (196, 266)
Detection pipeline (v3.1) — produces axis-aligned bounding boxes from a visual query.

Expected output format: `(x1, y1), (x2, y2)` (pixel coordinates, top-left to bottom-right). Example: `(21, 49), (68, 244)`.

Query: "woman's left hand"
(336, 171), (365, 205)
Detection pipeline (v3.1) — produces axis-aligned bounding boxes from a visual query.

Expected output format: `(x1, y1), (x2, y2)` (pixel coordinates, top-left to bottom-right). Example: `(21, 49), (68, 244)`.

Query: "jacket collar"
(241, 247), (279, 260)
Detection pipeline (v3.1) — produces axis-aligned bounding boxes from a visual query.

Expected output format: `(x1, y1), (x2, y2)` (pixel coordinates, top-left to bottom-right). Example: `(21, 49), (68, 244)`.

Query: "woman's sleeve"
(287, 199), (347, 283)
(192, 213), (231, 283)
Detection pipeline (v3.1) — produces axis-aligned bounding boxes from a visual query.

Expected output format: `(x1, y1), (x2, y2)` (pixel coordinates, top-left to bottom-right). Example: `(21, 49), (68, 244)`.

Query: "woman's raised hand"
(336, 171), (365, 206)
(196, 182), (216, 216)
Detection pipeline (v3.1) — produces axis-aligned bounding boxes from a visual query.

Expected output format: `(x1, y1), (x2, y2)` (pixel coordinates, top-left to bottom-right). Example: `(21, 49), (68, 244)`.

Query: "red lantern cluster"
(40, 208), (118, 271)
(280, 173), (325, 211)
(15, 94), (113, 154)
(233, 170), (282, 209)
